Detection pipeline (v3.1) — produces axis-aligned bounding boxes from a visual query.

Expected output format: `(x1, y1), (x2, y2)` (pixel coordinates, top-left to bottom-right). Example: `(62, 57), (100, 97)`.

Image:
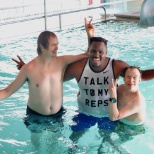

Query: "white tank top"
(77, 58), (115, 117)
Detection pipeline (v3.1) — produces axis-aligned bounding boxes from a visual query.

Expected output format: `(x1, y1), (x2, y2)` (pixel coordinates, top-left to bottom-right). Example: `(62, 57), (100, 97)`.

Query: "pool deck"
(113, 11), (140, 22)
(0, 0), (143, 40)
(109, 0), (143, 22)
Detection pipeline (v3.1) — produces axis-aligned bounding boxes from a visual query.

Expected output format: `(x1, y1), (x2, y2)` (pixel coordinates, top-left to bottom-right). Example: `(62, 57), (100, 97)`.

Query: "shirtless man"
(0, 30), (88, 117)
(107, 66), (146, 152)
(109, 66), (146, 125)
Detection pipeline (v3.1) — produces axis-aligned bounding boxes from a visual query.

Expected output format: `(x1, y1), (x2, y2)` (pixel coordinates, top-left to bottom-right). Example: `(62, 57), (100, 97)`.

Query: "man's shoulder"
(138, 91), (146, 103)
(131, 91), (145, 106)
(23, 58), (36, 70)
(118, 84), (124, 88)
(117, 84), (124, 92)
(65, 58), (88, 78)
(114, 59), (129, 66)
(113, 59), (130, 78)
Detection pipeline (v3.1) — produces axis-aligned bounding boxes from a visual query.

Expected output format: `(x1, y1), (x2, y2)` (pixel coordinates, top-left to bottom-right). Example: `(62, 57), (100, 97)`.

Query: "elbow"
(109, 116), (117, 121)
(0, 89), (10, 101)
(109, 114), (119, 121)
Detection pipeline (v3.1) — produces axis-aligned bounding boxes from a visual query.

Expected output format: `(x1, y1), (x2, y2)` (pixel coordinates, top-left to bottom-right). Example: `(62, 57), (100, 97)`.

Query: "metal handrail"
(0, 0), (134, 30)
(0, 6), (106, 30)
(46, 6), (106, 30)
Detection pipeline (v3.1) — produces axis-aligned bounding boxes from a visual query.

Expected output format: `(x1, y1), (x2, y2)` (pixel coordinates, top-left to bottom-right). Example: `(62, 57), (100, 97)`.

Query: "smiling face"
(89, 41), (107, 71)
(124, 67), (141, 91)
(37, 31), (58, 57)
(47, 36), (59, 56)
(40, 35), (59, 57)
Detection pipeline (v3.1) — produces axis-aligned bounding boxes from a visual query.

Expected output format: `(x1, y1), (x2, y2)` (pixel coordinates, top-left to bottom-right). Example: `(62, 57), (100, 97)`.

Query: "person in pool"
(109, 66), (146, 134)
(12, 18), (154, 133)
(98, 66), (146, 153)
(0, 30), (88, 121)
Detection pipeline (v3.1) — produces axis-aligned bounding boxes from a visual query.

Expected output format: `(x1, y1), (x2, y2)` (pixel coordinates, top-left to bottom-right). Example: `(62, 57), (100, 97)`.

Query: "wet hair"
(123, 65), (142, 77)
(37, 31), (57, 55)
(90, 37), (108, 46)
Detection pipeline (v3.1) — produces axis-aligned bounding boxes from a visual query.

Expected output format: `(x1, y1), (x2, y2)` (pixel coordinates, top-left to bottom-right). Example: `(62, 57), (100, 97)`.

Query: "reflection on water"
(0, 20), (154, 153)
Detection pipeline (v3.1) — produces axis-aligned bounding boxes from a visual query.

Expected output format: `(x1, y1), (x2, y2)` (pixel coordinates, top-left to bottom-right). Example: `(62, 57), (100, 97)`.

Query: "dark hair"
(90, 37), (108, 46)
(37, 31), (57, 55)
(123, 66), (142, 77)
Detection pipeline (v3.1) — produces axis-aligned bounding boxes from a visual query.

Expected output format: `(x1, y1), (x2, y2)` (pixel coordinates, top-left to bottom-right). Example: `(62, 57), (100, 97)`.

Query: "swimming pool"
(0, 20), (154, 154)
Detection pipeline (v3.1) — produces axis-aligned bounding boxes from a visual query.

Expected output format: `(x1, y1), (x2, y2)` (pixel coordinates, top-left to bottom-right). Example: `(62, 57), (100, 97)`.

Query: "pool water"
(0, 20), (154, 154)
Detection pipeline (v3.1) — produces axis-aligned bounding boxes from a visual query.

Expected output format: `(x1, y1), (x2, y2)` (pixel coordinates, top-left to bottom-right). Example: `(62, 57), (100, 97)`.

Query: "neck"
(89, 57), (108, 72)
(124, 85), (139, 94)
(38, 54), (56, 64)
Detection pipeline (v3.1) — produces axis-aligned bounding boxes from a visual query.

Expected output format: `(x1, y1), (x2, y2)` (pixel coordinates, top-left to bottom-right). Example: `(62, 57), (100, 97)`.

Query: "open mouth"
(53, 51), (57, 54)
(93, 57), (100, 63)
(128, 84), (135, 87)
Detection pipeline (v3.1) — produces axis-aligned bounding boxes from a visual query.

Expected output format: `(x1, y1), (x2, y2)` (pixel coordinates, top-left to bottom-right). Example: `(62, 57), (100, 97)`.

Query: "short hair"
(123, 66), (142, 77)
(90, 37), (108, 46)
(37, 31), (57, 55)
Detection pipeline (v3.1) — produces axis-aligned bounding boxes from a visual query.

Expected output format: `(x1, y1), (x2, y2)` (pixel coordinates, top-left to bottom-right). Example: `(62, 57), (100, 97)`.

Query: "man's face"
(89, 41), (107, 71)
(47, 36), (59, 56)
(41, 36), (59, 57)
(124, 68), (141, 91)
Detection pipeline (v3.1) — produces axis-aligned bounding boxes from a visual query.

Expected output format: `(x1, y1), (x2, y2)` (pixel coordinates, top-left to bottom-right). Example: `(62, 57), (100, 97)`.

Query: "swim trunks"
(115, 121), (145, 137)
(119, 118), (145, 125)
(24, 106), (66, 133)
(71, 112), (117, 132)
(26, 105), (65, 117)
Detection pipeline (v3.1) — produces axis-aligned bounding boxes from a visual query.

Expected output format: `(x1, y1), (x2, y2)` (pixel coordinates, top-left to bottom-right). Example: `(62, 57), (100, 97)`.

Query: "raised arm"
(109, 79), (144, 121)
(64, 50), (88, 67)
(84, 17), (95, 47)
(141, 69), (154, 80)
(108, 79), (119, 120)
(0, 65), (27, 101)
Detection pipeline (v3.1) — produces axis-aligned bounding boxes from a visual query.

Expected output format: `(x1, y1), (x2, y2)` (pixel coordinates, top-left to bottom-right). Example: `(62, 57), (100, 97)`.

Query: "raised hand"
(84, 17), (95, 38)
(109, 79), (118, 98)
(12, 55), (25, 70)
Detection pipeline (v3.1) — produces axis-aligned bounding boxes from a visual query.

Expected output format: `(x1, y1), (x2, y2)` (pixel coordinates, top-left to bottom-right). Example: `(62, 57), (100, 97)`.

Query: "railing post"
(44, 0), (47, 30)
(101, 6), (106, 20)
(59, 14), (62, 30)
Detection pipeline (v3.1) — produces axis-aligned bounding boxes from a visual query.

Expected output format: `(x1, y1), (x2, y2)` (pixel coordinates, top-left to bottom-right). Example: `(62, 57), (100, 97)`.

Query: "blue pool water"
(0, 20), (154, 154)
